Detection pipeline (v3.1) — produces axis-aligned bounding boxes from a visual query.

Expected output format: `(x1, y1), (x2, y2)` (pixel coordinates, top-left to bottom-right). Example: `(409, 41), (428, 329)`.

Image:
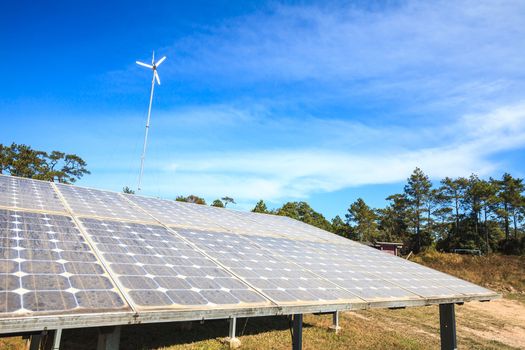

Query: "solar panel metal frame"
(0, 175), (499, 335)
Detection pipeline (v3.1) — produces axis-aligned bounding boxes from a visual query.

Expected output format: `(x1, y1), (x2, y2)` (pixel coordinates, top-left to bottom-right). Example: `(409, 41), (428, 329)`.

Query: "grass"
(412, 251), (525, 295)
(2, 252), (524, 349)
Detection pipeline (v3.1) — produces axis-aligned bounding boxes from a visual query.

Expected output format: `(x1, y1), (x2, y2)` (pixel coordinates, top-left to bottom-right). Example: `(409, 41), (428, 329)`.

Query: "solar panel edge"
(0, 204), (66, 217)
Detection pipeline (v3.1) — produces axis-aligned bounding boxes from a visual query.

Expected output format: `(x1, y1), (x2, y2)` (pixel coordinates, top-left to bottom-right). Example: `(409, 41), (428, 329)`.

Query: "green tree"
(122, 186), (135, 194)
(377, 194), (410, 242)
(0, 144), (14, 173)
(331, 215), (353, 238)
(345, 198), (378, 242)
(404, 167), (432, 252)
(176, 195), (207, 205)
(495, 173), (525, 239)
(221, 196), (236, 207)
(211, 199), (224, 207)
(276, 201), (332, 231)
(252, 200), (269, 213)
(0, 143), (90, 183)
(439, 176), (468, 238)
(477, 179), (499, 252)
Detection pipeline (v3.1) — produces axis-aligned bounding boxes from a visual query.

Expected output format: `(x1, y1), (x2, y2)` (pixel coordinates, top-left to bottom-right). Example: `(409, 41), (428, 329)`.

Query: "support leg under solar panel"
(52, 328), (62, 350)
(224, 317), (241, 349)
(27, 333), (41, 350)
(97, 326), (121, 350)
(329, 311), (341, 334)
(439, 304), (457, 350)
(292, 314), (303, 350)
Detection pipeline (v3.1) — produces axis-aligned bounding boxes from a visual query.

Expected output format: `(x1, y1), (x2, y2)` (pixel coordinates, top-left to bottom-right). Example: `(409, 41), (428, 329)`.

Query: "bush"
(497, 238), (523, 255)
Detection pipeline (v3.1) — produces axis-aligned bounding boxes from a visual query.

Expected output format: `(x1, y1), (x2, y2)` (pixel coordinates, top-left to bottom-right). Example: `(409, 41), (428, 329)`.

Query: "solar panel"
(78, 218), (271, 309)
(129, 195), (347, 242)
(0, 175), (66, 213)
(125, 195), (225, 231)
(252, 236), (493, 300)
(55, 184), (155, 223)
(231, 210), (353, 243)
(0, 209), (129, 315)
(177, 229), (364, 305)
(249, 236), (419, 301)
(0, 174), (498, 336)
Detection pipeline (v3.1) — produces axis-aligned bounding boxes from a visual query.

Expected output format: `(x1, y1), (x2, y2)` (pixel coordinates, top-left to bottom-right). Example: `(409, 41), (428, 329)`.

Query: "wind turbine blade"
(156, 56), (166, 67)
(154, 71), (161, 85)
(152, 51), (155, 65)
(136, 61), (153, 69)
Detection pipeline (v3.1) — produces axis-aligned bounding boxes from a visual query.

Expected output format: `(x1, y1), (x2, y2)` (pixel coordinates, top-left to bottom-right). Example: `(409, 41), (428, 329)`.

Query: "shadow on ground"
(60, 316), (312, 349)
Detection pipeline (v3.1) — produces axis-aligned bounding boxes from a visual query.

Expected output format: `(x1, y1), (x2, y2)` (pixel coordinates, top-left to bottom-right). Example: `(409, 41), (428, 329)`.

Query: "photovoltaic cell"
(0, 175), (66, 213)
(56, 184), (155, 223)
(0, 209), (129, 315)
(78, 218), (271, 309)
(177, 229), (364, 305)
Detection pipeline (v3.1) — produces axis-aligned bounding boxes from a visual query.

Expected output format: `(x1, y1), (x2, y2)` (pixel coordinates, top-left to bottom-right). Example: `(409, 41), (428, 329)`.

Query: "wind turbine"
(136, 51), (166, 192)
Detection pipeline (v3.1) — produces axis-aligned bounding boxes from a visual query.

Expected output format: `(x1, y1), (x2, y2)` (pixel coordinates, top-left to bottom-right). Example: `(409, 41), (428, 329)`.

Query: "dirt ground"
(458, 298), (525, 349)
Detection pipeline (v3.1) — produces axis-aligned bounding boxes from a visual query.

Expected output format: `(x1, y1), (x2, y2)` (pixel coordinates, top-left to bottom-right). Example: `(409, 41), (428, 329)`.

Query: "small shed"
(374, 242), (403, 256)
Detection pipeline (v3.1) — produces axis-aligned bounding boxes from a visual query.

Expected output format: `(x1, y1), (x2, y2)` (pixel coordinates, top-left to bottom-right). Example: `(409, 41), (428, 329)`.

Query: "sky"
(1, 0), (525, 219)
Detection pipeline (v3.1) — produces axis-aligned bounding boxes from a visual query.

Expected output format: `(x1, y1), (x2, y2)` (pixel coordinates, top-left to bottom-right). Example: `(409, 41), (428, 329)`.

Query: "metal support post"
(97, 326), (121, 350)
(292, 314), (303, 350)
(28, 332), (44, 350)
(229, 316), (237, 339)
(224, 317), (241, 349)
(439, 304), (457, 350)
(52, 328), (63, 350)
(329, 311), (341, 334)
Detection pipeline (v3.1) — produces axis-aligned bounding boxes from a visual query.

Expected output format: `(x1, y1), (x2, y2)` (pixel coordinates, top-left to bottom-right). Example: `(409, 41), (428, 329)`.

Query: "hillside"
(413, 251), (525, 297)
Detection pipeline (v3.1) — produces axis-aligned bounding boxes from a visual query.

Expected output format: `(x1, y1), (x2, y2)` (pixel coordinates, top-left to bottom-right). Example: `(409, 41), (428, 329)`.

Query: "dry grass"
(2, 252), (524, 349)
(412, 251), (525, 295)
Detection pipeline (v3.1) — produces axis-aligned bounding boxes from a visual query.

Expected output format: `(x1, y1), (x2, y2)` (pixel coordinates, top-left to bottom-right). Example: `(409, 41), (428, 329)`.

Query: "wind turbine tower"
(136, 51), (166, 192)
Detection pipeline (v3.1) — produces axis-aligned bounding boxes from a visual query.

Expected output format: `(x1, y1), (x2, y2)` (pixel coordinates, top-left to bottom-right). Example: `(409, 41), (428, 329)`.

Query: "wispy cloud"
(92, 1), (525, 208)
(133, 103), (525, 202)
(155, 0), (525, 115)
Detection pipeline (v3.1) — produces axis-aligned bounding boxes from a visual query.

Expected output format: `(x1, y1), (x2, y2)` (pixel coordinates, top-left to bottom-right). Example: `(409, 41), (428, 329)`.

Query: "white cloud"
(136, 103), (525, 201)
(160, 0), (525, 111)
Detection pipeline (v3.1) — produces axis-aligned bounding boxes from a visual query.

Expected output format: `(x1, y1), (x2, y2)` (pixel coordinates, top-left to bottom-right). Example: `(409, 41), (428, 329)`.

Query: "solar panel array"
(0, 174), (497, 329)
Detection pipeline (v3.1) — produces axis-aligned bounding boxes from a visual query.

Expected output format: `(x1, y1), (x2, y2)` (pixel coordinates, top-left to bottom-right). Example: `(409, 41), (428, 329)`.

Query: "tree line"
(251, 168), (525, 255)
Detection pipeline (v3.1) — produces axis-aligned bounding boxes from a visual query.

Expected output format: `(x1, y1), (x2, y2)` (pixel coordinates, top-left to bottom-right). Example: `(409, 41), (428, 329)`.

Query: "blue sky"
(1, 0), (525, 219)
